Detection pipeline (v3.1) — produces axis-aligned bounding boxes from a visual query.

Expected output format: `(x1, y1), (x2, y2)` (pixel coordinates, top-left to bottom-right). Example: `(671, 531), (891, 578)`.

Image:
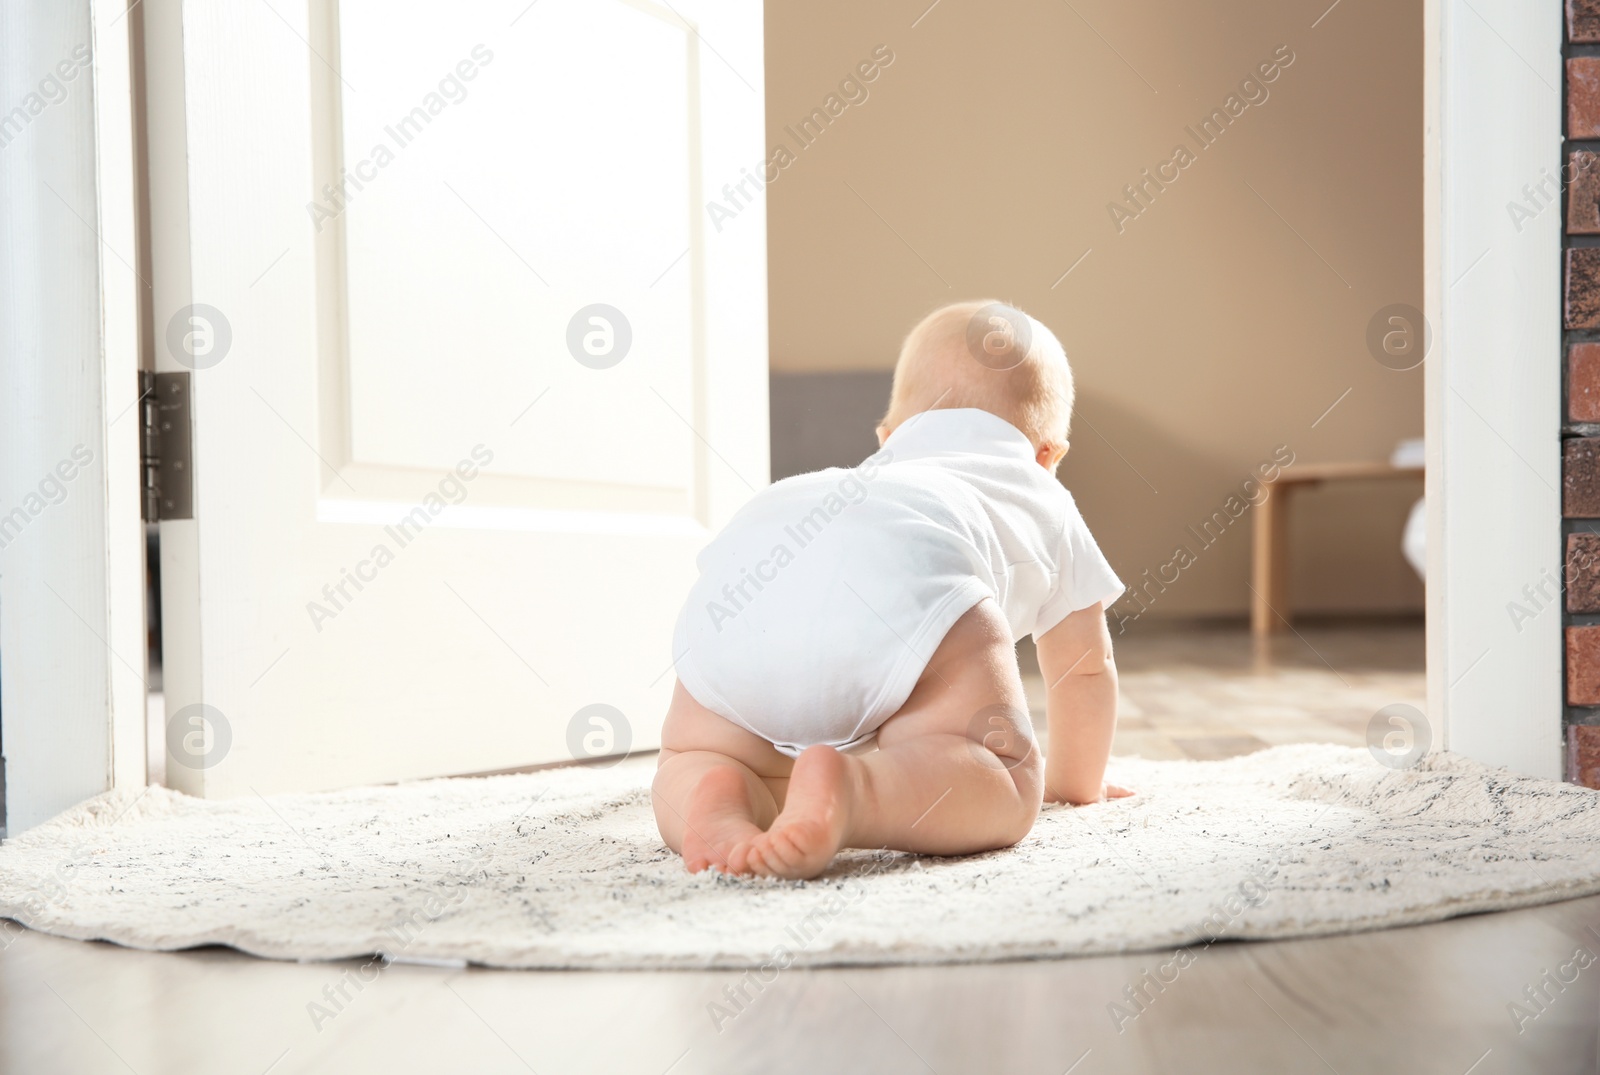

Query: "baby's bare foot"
(682, 767), (764, 873)
(730, 745), (852, 880)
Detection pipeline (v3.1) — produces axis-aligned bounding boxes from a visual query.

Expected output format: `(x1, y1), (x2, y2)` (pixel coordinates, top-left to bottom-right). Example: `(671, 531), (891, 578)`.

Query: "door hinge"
(140, 370), (194, 521)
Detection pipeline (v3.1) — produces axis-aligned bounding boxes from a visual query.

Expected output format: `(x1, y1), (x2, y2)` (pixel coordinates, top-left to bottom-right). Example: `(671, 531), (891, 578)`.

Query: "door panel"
(144, 0), (767, 797)
(338, 0), (698, 493)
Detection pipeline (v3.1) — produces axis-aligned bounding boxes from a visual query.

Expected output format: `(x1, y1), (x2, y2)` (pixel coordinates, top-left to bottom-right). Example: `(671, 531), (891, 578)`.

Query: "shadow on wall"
(1062, 387), (1423, 623)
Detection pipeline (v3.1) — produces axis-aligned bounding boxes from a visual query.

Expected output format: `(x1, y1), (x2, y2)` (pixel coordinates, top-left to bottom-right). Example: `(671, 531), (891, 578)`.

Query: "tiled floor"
(1020, 616), (1425, 764)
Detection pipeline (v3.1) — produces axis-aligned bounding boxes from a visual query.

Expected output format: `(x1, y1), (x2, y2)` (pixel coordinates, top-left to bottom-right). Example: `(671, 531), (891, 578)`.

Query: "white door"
(143, 0), (768, 796)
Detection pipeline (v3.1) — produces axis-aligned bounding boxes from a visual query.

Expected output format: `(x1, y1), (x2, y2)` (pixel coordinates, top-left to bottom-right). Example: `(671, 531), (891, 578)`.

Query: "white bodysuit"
(672, 408), (1123, 757)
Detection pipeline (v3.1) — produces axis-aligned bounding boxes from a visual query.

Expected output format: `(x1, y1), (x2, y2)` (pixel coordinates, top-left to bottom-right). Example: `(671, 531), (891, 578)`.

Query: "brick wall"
(1567, 0), (1600, 785)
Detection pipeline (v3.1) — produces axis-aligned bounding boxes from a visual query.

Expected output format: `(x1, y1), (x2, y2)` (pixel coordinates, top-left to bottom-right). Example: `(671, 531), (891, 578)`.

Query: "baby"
(652, 300), (1129, 880)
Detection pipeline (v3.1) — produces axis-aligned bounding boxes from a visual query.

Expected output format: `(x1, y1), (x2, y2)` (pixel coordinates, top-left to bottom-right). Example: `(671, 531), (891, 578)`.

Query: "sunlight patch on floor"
(1021, 617), (1425, 762)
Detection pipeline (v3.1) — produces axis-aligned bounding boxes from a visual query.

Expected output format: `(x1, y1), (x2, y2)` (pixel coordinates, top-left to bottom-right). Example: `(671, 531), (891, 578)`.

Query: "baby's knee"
(967, 702), (1040, 770)
(999, 799), (1041, 846)
(965, 703), (1044, 822)
(992, 768), (1043, 845)
(1007, 746), (1045, 818)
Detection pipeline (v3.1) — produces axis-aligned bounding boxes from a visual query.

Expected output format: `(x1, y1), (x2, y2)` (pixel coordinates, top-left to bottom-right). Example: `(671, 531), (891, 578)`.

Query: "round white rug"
(2, 744), (1598, 970)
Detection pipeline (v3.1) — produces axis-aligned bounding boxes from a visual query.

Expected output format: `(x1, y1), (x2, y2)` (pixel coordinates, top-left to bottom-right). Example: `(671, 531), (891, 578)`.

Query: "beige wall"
(762, 0), (1424, 620)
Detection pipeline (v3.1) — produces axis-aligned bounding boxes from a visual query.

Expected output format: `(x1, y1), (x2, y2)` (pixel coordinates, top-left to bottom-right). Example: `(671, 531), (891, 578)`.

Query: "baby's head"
(876, 300), (1074, 471)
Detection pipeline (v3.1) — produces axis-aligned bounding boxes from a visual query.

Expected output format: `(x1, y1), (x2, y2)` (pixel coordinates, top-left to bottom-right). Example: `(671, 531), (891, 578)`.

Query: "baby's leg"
(652, 681), (795, 872)
(730, 599), (1044, 879)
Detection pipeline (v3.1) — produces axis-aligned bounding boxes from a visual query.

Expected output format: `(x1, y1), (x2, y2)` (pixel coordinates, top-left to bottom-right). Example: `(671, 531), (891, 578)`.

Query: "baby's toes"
(756, 834), (792, 872)
(744, 840), (776, 875)
(724, 839), (754, 876)
(764, 834), (808, 877)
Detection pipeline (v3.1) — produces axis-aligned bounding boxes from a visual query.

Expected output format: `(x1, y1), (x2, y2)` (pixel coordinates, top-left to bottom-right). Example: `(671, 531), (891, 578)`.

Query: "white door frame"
(0, 0), (1569, 832)
(1424, 0), (1564, 780)
(0, 0), (146, 834)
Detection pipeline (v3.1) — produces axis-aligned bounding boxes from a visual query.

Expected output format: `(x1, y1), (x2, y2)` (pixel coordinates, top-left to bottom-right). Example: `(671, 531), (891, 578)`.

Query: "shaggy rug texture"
(1, 745), (1598, 970)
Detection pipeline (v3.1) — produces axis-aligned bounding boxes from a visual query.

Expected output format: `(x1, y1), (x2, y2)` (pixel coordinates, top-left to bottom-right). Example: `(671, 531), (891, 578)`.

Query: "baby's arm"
(1035, 602), (1131, 804)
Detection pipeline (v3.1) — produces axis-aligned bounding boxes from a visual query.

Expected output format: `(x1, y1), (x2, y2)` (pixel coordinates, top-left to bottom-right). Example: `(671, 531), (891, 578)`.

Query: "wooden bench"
(1251, 461), (1424, 636)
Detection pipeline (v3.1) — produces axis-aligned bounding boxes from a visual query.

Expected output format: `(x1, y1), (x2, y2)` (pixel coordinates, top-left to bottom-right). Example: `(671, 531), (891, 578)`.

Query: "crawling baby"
(652, 300), (1129, 879)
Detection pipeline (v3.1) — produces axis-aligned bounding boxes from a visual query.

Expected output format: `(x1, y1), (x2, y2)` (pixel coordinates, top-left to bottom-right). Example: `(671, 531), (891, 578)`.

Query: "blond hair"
(879, 300), (1073, 449)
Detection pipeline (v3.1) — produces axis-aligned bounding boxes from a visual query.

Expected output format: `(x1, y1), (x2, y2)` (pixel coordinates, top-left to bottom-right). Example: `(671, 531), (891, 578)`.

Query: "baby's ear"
(1037, 439), (1068, 471)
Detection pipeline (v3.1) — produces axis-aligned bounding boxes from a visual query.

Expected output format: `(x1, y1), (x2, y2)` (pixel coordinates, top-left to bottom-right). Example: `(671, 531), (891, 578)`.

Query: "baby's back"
(671, 409), (1117, 756)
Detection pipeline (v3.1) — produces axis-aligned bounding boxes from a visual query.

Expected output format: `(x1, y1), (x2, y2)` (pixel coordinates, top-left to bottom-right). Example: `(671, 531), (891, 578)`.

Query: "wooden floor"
(1020, 616), (1428, 763)
(4, 895), (1597, 1074)
(6, 618), (1599, 1074)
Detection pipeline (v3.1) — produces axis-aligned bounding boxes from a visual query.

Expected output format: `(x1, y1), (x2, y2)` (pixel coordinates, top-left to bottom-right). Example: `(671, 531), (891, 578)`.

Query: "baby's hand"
(1045, 781), (1134, 805)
